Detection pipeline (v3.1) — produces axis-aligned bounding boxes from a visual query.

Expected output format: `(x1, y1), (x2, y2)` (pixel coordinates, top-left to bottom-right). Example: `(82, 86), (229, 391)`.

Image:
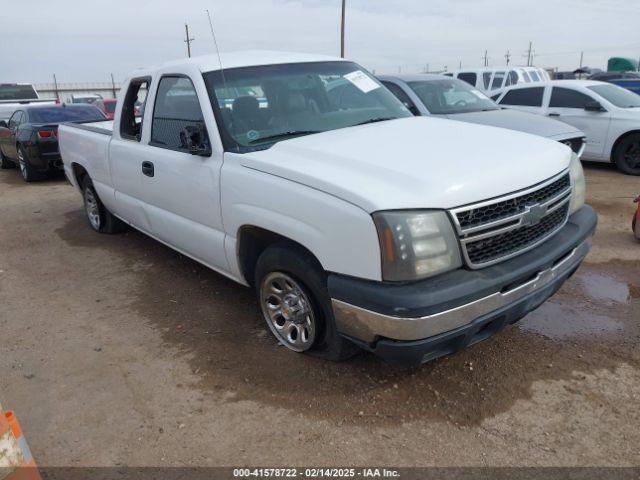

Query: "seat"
(232, 96), (263, 135)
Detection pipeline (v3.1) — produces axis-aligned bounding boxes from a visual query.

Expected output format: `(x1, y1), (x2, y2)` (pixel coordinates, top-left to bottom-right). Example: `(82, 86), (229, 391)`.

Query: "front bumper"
(328, 205), (597, 367)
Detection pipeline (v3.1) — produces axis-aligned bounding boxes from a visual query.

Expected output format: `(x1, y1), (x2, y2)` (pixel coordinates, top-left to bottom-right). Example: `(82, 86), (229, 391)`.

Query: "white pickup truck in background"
(0, 83), (56, 122)
(59, 51), (597, 367)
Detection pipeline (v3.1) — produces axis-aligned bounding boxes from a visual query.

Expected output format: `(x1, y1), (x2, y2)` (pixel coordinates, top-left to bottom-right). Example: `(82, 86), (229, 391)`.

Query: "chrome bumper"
(332, 236), (591, 343)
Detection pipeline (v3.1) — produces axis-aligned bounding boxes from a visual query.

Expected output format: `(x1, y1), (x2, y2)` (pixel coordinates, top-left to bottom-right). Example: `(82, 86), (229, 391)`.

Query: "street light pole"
(340, 0), (346, 58)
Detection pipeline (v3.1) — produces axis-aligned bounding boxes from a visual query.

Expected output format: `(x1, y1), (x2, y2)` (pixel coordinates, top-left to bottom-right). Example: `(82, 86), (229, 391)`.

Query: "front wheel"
(81, 176), (127, 234)
(613, 133), (640, 176)
(255, 243), (360, 361)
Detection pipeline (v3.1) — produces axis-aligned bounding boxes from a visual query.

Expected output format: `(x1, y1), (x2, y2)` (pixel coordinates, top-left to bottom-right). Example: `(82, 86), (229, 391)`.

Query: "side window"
(499, 87), (545, 107)
(522, 71), (532, 82)
(483, 72), (492, 90)
(120, 78), (150, 141)
(505, 71), (518, 87)
(8, 111), (23, 128)
(457, 72), (477, 87)
(529, 70), (541, 82)
(491, 71), (505, 90)
(491, 93), (501, 101)
(382, 82), (417, 113)
(151, 76), (206, 151)
(549, 87), (593, 109)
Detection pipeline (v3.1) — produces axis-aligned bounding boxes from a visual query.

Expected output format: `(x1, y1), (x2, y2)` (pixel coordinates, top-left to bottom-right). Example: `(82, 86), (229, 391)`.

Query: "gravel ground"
(0, 162), (639, 467)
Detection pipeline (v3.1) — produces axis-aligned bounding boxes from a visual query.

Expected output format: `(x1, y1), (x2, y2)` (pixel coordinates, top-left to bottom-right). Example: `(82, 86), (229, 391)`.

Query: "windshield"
(588, 84), (640, 108)
(29, 106), (106, 123)
(203, 61), (411, 151)
(0, 84), (38, 101)
(407, 78), (498, 114)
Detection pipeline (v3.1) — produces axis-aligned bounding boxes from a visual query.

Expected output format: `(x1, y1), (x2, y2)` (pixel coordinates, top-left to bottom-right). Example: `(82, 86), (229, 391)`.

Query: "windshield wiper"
(248, 130), (320, 144)
(352, 117), (397, 127)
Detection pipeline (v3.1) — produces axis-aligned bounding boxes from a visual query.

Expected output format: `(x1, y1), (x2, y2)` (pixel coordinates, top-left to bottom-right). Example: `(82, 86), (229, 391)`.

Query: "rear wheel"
(81, 176), (127, 234)
(17, 146), (38, 182)
(255, 243), (360, 361)
(0, 150), (14, 169)
(613, 133), (640, 176)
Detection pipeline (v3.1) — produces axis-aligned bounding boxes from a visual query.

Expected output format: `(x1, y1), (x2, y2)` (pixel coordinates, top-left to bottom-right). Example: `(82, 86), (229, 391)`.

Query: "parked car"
(0, 83), (56, 122)
(379, 74), (585, 155)
(0, 104), (106, 181)
(634, 195), (640, 240)
(444, 66), (550, 93)
(588, 72), (640, 96)
(59, 51), (596, 367)
(493, 80), (640, 175)
(70, 94), (102, 105)
(95, 98), (117, 120)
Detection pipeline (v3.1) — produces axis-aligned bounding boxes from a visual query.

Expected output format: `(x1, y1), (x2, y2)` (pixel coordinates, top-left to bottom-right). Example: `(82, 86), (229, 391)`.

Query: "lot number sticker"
(344, 70), (380, 93)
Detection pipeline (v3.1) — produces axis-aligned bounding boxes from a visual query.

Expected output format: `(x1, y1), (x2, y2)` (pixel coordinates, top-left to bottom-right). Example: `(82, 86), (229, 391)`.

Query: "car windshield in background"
(407, 78), (498, 114)
(29, 106), (106, 123)
(588, 84), (640, 108)
(203, 61), (411, 151)
(0, 84), (38, 101)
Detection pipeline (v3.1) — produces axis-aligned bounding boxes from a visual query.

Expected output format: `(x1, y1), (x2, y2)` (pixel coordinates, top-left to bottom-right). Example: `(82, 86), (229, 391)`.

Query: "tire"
(81, 175), (127, 234)
(0, 150), (14, 169)
(17, 146), (39, 182)
(613, 133), (640, 176)
(254, 243), (360, 362)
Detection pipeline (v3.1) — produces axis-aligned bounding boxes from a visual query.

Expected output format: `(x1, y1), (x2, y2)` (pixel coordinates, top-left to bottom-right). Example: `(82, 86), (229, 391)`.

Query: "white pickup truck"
(59, 51), (597, 367)
(0, 83), (56, 122)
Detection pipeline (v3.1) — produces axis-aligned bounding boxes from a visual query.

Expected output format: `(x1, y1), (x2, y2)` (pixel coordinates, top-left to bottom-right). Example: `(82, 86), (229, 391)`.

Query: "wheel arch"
(71, 162), (89, 191)
(610, 129), (640, 163)
(236, 225), (324, 287)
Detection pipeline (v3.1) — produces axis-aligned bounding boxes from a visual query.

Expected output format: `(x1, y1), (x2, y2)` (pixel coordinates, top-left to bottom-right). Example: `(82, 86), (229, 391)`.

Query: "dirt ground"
(0, 162), (639, 467)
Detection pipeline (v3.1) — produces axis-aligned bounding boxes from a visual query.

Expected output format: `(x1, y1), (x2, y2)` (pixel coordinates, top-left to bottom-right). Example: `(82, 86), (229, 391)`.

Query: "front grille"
(451, 171), (572, 268)
(465, 204), (569, 266)
(457, 174), (570, 230)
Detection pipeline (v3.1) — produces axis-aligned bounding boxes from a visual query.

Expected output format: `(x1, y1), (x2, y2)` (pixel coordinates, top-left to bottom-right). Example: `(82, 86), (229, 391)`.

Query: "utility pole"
(579, 51), (584, 68)
(340, 0), (346, 58)
(459, 60), (462, 69)
(525, 41), (533, 66)
(184, 23), (194, 58)
(110, 73), (117, 98)
(505, 50), (511, 66)
(483, 50), (488, 67)
(53, 74), (60, 102)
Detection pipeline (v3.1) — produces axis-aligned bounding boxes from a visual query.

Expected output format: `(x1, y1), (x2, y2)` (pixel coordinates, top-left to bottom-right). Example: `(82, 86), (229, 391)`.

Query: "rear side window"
(457, 72), (477, 86)
(483, 72), (492, 90)
(549, 87), (593, 108)
(120, 78), (149, 141)
(491, 72), (505, 90)
(151, 76), (205, 151)
(499, 87), (545, 107)
(505, 71), (518, 87)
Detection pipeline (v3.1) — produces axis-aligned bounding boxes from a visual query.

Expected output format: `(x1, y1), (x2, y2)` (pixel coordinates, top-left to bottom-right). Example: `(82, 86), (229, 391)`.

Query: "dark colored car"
(95, 98), (117, 120)
(0, 104), (106, 182)
(588, 71), (640, 81)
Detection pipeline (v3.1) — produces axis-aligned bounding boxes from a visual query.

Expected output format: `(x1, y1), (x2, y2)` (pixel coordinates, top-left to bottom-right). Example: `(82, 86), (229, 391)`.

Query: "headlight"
(372, 210), (462, 282)
(569, 152), (586, 215)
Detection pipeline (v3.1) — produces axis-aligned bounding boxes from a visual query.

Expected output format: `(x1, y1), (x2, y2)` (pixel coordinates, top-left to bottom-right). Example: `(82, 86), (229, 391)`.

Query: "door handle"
(141, 161), (154, 177)
(548, 112), (560, 117)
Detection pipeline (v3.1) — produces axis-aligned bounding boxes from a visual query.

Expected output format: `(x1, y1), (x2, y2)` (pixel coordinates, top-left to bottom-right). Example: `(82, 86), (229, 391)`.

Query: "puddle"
(577, 271), (632, 304)
(519, 302), (624, 340)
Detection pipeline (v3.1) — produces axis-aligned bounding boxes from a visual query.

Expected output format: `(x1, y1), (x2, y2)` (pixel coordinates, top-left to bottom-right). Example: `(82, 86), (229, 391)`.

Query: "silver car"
(379, 74), (586, 156)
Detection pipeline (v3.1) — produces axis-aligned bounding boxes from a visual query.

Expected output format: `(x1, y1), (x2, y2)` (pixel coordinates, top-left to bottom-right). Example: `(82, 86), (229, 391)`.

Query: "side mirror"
(585, 101), (605, 112)
(180, 123), (211, 157)
(0, 121), (7, 128)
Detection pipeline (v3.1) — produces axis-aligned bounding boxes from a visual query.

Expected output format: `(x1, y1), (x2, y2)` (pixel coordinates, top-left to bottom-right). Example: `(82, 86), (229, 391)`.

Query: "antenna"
(206, 9), (228, 91)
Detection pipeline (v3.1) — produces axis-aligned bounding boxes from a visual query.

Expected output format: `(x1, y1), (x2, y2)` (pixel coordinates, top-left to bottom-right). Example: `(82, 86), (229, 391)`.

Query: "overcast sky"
(2, 0), (639, 84)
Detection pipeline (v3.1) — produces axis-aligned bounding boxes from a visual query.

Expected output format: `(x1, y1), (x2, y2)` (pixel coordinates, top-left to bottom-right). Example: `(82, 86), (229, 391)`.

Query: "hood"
(232, 116), (572, 213)
(444, 109), (584, 141)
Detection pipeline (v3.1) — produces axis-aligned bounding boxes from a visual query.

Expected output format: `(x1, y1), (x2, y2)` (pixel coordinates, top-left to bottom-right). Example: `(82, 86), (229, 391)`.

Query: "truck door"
(138, 74), (228, 272)
(108, 78), (153, 232)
